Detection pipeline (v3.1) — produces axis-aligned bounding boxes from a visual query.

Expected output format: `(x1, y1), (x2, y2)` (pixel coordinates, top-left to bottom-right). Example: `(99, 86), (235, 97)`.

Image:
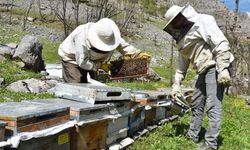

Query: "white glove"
(217, 69), (231, 87)
(172, 82), (183, 99)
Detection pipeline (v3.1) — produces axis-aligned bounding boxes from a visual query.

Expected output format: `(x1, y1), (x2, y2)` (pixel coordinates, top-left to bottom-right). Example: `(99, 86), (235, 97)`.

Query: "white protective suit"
(58, 23), (139, 71)
(173, 5), (234, 84)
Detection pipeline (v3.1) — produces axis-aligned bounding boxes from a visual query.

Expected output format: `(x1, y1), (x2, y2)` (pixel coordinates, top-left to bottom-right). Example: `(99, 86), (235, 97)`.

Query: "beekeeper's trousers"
(187, 67), (225, 149)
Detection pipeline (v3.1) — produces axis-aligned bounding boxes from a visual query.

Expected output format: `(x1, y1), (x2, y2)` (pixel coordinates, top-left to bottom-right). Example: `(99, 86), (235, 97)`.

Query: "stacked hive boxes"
(0, 101), (71, 150)
(128, 99), (145, 137)
(23, 99), (111, 150)
(52, 83), (132, 146)
(0, 102), (70, 136)
(130, 90), (171, 132)
(0, 83), (192, 150)
(135, 90), (173, 124)
(106, 101), (130, 145)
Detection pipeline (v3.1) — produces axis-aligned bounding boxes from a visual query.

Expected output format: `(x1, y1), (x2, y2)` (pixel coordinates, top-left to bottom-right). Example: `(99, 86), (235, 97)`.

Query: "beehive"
(128, 101), (145, 137)
(106, 101), (130, 145)
(26, 99), (111, 122)
(110, 58), (149, 79)
(24, 99), (111, 150)
(0, 102), (70, 136)
(70, 121), (108, 150)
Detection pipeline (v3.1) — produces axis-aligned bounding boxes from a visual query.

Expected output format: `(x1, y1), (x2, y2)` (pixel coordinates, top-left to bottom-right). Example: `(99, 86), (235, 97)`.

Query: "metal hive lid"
(52, 83), (132, 102)
(0, 101), (69, 121)
(23, 99), (110, 112)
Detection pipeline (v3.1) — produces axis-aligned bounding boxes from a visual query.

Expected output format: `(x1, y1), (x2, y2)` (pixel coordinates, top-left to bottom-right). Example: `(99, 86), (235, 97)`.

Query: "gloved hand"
(171, 82), (183, 99)
(137, 52), (151, 61)
(124, 52), (151, 61)
(217, 69), (232, 87)
(101, 63), (112, 72)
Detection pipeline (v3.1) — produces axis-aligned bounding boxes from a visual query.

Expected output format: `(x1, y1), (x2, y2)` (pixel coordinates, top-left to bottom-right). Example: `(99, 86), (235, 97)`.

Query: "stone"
(40, 70), (49, 76)
(247, 96), (250, 105)
(13, 35), (45, 72)
(6, 78), (59, 93)
(27, 17), (35, 22)
(13, 61), (25, 68)
(0, 78), (5, 87)
(5, 43), (18, 49)
(0, 44), (15, 56)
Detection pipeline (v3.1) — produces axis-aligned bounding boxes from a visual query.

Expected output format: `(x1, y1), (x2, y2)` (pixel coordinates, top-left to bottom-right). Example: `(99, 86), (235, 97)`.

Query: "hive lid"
(0, 101), (69, 121)
(23, 99), (110, 112)
(52, 83), (132, 102)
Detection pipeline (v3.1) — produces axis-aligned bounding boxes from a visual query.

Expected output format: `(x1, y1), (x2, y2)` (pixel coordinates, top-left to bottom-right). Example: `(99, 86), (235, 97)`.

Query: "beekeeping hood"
(163, 4), (200, 42)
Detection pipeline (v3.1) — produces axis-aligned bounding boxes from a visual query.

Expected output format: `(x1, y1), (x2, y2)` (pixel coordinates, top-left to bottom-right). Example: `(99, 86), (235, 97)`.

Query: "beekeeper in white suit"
(164, 4), (234, 150)
(58, 18), (150, 83)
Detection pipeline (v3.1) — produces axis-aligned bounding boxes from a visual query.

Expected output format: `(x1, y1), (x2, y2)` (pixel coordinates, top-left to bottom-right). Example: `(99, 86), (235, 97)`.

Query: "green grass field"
(128, 96), (250, 150)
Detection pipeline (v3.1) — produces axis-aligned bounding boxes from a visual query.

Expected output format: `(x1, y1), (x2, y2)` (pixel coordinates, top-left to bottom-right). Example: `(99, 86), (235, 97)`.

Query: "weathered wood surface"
(108, 116), (128, 135)
(128, 105), (145, 137)
(107, 128), (128, 145)
(0, 121), (7, 142)
(70, 120), (108, 150)
(144, 107), (157, 127)
(107, 101), (130, 145)
(17, 129), (70, 150)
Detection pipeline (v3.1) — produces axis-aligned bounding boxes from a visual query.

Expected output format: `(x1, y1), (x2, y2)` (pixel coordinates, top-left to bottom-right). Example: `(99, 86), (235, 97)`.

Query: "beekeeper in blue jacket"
(164, 4), (234, 150)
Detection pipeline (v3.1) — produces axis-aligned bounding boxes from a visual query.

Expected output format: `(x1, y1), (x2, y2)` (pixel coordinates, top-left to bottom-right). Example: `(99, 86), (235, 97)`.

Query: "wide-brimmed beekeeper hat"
(163, 4), (187, 29)
(88, 18), (121, 52)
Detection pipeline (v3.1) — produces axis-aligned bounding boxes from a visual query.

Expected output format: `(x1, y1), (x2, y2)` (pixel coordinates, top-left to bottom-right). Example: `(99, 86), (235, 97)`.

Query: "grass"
(0, 59), (55, 102)
(128, 95), (250, 150)
(0, 88), (55, 102)
(0, 25), (27, 43)
(0, 59), (43, 85)
(40, 38), (61, 64)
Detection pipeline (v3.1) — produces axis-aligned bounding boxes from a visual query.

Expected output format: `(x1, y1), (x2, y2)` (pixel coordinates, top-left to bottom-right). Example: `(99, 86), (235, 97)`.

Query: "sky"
(220, 0), (250, 12)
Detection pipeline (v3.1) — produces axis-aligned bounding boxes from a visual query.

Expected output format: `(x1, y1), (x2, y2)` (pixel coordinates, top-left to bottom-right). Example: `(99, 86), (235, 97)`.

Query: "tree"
(23, 0), (35, 31)
(37, 0), (46, 21)
(49, 0), (73, 37)
(71, 0), (80, 26)
(8, 0), (14, 24)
